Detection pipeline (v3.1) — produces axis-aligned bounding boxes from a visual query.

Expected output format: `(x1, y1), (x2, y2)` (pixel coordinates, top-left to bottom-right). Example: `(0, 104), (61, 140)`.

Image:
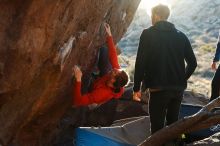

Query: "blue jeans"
(81, 47), (112, 94)
(97, 46), (112, 77)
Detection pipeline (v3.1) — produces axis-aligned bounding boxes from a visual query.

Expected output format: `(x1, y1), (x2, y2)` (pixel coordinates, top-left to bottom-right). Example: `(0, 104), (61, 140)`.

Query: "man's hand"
(73, 65), (82, 82)
(211, 62), (217, 71)
(133, 91), (141, 102)
(104, 23), (112, 36)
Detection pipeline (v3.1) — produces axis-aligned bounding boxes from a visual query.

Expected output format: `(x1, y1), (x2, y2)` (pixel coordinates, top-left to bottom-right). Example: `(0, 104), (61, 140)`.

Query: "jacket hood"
(153, 21), (175, 31)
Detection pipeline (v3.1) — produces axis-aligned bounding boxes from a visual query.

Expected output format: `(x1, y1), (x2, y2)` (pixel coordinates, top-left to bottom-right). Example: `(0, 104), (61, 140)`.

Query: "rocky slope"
(0, 0), (140, 145)
(117, 1), (220, 145)
(118, 0), (220, 97)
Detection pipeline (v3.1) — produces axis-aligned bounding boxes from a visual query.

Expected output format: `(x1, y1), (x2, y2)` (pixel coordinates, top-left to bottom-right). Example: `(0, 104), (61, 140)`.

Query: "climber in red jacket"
(72, 23), (129, 106)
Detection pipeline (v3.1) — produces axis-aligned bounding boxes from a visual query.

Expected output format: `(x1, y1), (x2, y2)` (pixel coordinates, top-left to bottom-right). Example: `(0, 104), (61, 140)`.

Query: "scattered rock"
(188, 132), (220, 146)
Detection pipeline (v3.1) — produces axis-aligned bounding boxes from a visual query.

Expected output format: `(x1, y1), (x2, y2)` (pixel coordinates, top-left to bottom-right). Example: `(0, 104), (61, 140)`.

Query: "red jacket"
(73, 36), (124, 106)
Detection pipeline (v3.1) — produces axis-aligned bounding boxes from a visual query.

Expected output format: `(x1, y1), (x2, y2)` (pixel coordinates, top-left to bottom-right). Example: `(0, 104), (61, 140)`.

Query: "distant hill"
(118, 0), (220, 96)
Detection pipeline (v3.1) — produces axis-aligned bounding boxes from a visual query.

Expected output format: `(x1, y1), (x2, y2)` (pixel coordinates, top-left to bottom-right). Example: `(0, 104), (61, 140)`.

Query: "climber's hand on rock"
(73, 65), (82, 82)
(104, 23), (112, 36)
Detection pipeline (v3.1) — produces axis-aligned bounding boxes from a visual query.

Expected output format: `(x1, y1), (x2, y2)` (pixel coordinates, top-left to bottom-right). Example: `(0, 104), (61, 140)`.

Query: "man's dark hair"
(151, 4), (170, 20)
(113, 70), (129, 93)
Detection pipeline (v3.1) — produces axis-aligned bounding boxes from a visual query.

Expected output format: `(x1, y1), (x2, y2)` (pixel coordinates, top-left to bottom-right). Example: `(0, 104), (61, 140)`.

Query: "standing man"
(210, 30), (220, 101)
(133, 4), (197, 134)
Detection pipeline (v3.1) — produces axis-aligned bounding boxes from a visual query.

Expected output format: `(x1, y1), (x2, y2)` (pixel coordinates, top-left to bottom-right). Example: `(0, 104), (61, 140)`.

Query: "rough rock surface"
(0, 0), (140, 145)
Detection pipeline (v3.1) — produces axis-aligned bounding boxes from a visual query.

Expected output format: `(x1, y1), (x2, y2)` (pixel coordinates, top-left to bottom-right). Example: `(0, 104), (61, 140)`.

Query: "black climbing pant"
(149, 90), (183, 134)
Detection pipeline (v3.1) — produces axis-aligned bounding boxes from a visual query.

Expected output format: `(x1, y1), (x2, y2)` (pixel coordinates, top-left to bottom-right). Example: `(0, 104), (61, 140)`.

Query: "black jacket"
(133, 21), (197, 92)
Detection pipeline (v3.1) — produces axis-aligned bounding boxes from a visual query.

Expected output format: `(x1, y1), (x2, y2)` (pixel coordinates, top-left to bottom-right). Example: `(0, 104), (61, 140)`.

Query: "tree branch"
(140, 97), (220, 146)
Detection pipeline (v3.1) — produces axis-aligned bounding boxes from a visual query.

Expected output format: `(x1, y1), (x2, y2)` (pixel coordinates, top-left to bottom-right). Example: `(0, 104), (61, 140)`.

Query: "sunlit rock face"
(0, 0), (140, 145)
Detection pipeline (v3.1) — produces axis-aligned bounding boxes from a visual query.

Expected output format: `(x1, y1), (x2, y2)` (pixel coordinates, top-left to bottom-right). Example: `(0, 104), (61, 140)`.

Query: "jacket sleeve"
(106, 36), (120, 69)
(73, 81), (112, 106)
(133, 31), (146, 92)
(184, 36), (197, 80)
(213, 42), (220, 62)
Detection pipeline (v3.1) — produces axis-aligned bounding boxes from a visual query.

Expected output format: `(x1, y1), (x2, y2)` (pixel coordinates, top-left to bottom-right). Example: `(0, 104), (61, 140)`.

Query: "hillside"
(118, 0), (220, 97)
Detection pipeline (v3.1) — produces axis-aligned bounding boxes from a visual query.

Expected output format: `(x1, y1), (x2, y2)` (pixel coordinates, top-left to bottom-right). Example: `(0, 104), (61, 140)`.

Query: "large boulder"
(0, 0), (140, 145)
